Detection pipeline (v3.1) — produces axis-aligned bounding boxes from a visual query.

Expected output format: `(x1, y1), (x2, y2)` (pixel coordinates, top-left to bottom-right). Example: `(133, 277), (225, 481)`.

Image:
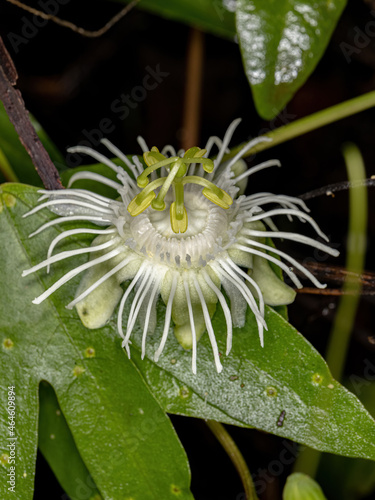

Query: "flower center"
(128, 187), (231, 269)
(127, 146), (233, 234)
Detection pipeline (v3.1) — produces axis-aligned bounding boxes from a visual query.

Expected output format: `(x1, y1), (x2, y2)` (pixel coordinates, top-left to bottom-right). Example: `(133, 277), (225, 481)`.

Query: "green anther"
(202, 187), (232, 209)
(128, 178), (166, 216)
(128, 191), (155, 216)
(182, 176), (233, 209)
(181, 157), (214, 173)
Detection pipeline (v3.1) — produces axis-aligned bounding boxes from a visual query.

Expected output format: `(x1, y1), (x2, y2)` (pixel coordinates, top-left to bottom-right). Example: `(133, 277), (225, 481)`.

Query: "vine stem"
(0, 36), (62, 190)
(206, 420), (259, 500)
(293, 142), (368, 478)
(226, 90), (375, 159)
(325, 143), (368, 380)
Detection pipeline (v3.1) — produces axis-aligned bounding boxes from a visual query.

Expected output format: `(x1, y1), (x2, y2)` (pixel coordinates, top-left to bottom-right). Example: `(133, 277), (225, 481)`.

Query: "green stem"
(293, 143), (368, 478)
(326, 143), (367, 380)
(227, 90), (375, 159)
(0, 147), (19, 182)
(206, 420), (258, 500)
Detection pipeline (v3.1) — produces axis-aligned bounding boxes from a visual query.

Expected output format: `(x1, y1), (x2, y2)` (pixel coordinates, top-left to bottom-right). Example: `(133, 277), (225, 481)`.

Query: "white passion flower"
(22, 119), (339, 373)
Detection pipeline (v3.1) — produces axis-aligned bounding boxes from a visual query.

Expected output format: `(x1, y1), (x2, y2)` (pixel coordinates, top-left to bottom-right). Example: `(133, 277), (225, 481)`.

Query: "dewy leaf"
(115, 0), (236, 39)
(134, 301), (375, 460)
(0, 184), (193, 500)
(38, 382), (102, 500)
(236, 0), (347, 119)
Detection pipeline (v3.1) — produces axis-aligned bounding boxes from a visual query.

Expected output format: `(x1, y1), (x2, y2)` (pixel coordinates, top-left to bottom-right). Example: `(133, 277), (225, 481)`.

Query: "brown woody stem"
(0, 36), (63, 190)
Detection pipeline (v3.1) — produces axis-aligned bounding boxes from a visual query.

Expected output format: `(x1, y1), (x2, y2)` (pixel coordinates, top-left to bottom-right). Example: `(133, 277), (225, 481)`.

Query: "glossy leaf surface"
(0, 184), (193, 500)
(236, 0), (347, 118)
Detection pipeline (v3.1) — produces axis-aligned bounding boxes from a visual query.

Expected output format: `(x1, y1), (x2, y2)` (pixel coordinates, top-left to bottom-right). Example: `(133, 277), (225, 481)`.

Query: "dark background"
(1, 0), (375, 498)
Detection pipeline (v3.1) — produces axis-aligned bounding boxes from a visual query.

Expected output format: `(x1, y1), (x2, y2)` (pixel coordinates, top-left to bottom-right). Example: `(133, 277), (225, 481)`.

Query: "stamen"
(182, 176), (233, 209)
(138, 156), (179, 188)
(127, 178), (165, 216)
(151, 159), (183, 210)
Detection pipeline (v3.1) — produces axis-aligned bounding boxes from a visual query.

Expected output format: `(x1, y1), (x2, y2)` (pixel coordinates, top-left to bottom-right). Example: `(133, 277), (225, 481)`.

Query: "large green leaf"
(2, 184), (375, 467)
(134, 303), (375, 459)
(115, 0), (236, 39)
(236, 0), (347, 119)
(38, 382), (102, 500)
(0, 184), (193, 500)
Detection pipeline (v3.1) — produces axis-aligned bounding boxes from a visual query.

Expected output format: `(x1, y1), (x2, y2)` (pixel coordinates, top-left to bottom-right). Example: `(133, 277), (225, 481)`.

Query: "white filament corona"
(23, 119), (339, 373)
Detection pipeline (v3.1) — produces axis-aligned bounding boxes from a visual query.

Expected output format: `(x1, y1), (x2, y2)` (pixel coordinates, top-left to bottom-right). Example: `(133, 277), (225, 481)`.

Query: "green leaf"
(115, 0), (236, 39)
(3, 181), (375, 500)
(236, 0), (347, 119)
(133, 301), (375, 460)
(0, 184), (193, 500)
(38, 382), (102, 500)
(0, 103), (66, 186)
(318, 382), (375, 499)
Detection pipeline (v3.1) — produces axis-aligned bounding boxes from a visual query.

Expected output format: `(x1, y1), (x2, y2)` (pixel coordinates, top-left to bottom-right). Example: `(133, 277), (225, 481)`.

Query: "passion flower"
(22, 119), (339, 373)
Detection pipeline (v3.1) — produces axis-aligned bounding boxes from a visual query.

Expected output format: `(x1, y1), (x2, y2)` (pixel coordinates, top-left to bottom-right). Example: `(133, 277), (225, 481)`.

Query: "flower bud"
(283, 473), (327, 500)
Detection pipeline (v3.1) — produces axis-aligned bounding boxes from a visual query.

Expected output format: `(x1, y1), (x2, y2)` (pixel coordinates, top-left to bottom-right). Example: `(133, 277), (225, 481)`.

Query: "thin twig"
(0, 36), (62, 190)
(296, 287), (375, 296)
(5, 0), (138, 38)
(182, 28), (204, 150)
(300, 177), (375, 201)
(206, 420), (259, 500)
(294, 262), (375, 295)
